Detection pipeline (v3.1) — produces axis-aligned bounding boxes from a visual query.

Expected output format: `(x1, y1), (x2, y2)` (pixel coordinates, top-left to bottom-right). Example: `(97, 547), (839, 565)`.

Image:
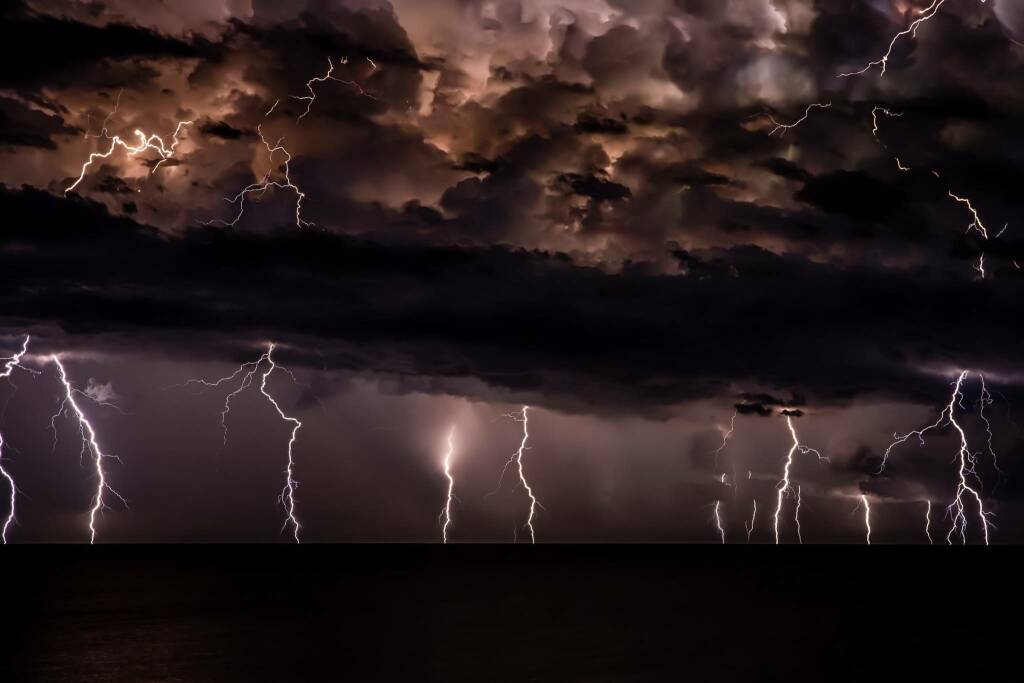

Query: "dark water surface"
(1, 546), (1019, 681)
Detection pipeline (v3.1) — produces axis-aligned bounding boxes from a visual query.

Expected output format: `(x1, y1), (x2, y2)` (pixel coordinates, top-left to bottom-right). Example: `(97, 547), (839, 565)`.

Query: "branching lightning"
(773, 415), (827, 544)
(202, 125), (312, 229)
(880, 371), (993, 545)
(291, 56), (377, 122)
(182, 344), (303, 542)
(497, 406), (541, 543)
(438, 426), (456, 544)
(871, 106), (903, 144)
(0, 336), (32, 543)
(65, 93), (193, 195)
(839, 0), (951, 78)
(767, 102), (832, 136)
(51, 356), (126, 544)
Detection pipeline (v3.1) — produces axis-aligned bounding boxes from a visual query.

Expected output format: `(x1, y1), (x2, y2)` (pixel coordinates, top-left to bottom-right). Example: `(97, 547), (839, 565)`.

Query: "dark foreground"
(1, 545), (1019, 682)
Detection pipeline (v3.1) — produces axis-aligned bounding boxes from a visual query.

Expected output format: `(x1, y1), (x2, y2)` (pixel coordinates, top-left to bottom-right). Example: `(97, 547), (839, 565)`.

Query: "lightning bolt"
(925, 500), (934, 544)
(438, 426), (456, 544)
(838, 0), (951, 78)
(871, 106), (903, 144)
(879, 371), (993, 545)
(713, 500), (726, 544)
(498, 406), (541, 544)
(859, 494), (872, 545)
(773, 415), (826, 545)
(182, 344), (303, 542)
(712, 409), (737, 470)
(0, 335), (32, 544)
(203, 125), (312, 229)
(794, 485), (804, 544)
(745, 500), (757, 544)
(292, 56), (376, 122)
(767, 102), (832, 136)
(51, 355), (126, 544)
(65, 97), (193, 194)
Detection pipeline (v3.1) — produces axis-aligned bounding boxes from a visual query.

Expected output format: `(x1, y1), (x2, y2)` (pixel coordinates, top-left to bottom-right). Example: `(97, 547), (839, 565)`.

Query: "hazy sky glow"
(2, 0), (1024, 542)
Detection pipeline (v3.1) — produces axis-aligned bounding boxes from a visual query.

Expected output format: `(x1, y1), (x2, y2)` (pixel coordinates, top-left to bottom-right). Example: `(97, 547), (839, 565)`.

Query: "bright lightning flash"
(859, 494), (872, 545)
(51, 355), (126, 544)
(65, 96), (193, 195)
(183, 344), (303, 542)
(0, 336), (32, 543)
(713, 500), (726, 544)
(291, 57), (376, 122)
(498, 406), (541, 544)
(438, 426), (456, 543)
(879, 371), (993, 545)
(839, 0), (951, 78)
(773, 415), (827, 544)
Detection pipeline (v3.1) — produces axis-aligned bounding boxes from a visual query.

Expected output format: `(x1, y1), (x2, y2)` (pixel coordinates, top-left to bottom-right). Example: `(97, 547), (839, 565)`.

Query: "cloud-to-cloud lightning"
(64, 97), (193, 194)
(767, 102), (832, 136)
(438, 426), (457, 543)
(291, 57), (376, 122)
(203, 125), (312, 229)
(0, 336), (32, 544)
(51, 356), (126, 544)
(773, 416), (826, 544)
(879, 371), (993, 545)
(182, 344), (303, 542)
(839, 0), (951, 78)
(498, 406), (541, 544)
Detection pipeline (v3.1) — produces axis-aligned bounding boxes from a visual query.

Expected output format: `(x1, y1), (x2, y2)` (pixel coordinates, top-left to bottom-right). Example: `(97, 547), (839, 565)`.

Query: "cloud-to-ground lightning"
(713, 500), (726, 544)
(859, 494), (872, 545)
(794, 485), (804, 544)
(51, 356), (126, 544)
(496, 406), (541, 544)
(65, 95), (193, 194)
(767, 102), (832, 136)
(438, 426), (457, 543)
(925, 500), (934, 544)
(773, 415), (827, 544)
(0, 336), (32, 543)
(203, 125), (312, 229)
(879, 371), (993, 545)
(745, 500), (757, 543)
(181, 344), (303, 542)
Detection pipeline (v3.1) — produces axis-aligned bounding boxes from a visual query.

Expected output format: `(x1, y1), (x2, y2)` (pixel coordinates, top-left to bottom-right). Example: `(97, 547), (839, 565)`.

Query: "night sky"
(2, 0), (1024, 543)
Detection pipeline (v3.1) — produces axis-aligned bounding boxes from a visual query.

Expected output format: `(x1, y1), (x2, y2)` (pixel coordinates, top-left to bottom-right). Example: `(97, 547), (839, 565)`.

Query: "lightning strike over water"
(767, 102), (832, 136)
(713, 500), (725, 544)
(745, 500), (757, 544)
(773, 416), (826, 545)
(860, 495), (872, 545)
(182, 344), (303, 542)
(499, 406), (541, 544)
(51, 356), (126, 544)
(880, 371), (993, 545)
(438, 426), (456, 544)
(0, 336), (31, 543)
(925, 500), (934, 544)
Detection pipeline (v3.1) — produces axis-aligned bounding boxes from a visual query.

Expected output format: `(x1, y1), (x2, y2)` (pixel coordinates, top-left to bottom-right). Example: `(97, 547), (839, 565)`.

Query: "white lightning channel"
(202, 125), (312, 229)
(51, 356), (126, 544)
(439, 426), (456, 544)
(0, 335), (32, 543)
(860, 494), (872, 545)
(498, 406), (541, 544)
(839, 0), (951, 78)
(745, 500), (757, 544)
(925, 500), (934, 545)
(767, 102), (832, 136)
(713, 500), (726, 544)
(773, 415), (827, 544)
